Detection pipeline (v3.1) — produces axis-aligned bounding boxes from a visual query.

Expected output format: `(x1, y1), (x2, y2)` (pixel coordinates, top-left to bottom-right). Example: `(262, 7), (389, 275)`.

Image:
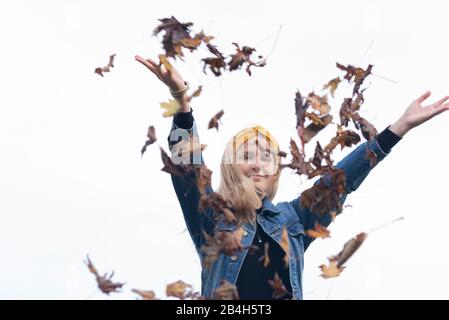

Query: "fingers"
(428, 95), (449, 108)
(416, 90), (432, 104)
(135, 55), (159, 72)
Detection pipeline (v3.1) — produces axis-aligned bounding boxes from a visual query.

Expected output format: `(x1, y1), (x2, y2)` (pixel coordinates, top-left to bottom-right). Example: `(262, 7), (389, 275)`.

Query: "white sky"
(0, 0), (448, 299)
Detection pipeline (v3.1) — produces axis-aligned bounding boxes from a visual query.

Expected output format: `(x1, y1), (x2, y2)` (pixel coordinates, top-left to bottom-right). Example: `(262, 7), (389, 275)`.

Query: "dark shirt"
(235, 208), (293, 300)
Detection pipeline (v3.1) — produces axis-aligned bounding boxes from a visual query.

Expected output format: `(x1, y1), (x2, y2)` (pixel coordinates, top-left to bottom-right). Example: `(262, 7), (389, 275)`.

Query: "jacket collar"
(260, 196), (281, 216)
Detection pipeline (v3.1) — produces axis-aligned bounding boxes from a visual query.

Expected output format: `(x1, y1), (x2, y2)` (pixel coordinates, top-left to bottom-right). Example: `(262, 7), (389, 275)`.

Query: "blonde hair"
(218, 125), (282, 224)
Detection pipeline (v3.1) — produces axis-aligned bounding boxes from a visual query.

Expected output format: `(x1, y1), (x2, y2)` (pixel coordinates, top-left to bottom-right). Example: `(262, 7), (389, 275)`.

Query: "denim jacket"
(167, 117), (392, 300)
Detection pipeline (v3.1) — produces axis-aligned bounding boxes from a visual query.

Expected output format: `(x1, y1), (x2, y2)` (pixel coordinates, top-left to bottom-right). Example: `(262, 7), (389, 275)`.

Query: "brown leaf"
(306, 92), (331, 115)
(213, 280), (240, 300)
(319, 258), (345, 279)
(141, 125), (157, 157)
(166, 280), (193, 300)
(268, 273), (290, 299)
(84, 255), (125, 295)
(208, 110), (224, 131)
(94, 54), (116, 77)
(365, 147), (378, 168)
(333, 232), (368, 268)
(258, 242), (271, 268)
(306, 222), (331, 239)
(160, 147), (192, 176)
(195, 165), (212, 194)
(322, 77), (341, 98)
(131, 288), (158, 300)
(351, 112), (378, 141)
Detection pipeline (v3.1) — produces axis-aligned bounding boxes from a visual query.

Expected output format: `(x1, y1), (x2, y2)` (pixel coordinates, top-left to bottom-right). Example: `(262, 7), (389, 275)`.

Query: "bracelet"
(170, 81), (189, 98)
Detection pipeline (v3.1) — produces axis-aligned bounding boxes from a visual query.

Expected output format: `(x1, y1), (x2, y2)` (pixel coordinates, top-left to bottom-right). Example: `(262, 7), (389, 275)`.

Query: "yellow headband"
(232, 125), (279, 153)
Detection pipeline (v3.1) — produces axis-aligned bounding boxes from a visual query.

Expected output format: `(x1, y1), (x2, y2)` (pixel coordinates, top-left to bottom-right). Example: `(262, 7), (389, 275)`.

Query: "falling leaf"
(351, 113), (378, 141)
(322, 77), (341, 98)
(160, 99), (181, 117)
(306, 222), (331, 239)
(153, 16), (194, 59)
(228, 42), (266, 76)
(208, 110), (224, 131)
(258, 242), (271, 268)
(365, 147), (378, 167)
(268, 273), (289, 299)
(319, 258), (345, 279)
(141, 125), (157, 157)
(214, 280), (240, 300)
(95, 54), (116, 77)
(84, 255), (125, 295)
(166, 280), (193, 300)
(132, 288), (158, 300)
(160, 147), (192, 176)
(187, 85), (202, 102)
(332, 232), (368, 268)
(306, 92), (331, 115)
(195, 165), (212, 194)
(158, 54), (173, 71)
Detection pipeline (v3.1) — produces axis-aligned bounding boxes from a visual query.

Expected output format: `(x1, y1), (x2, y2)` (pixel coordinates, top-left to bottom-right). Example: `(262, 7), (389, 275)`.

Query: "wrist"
(389, 116), (411, 138)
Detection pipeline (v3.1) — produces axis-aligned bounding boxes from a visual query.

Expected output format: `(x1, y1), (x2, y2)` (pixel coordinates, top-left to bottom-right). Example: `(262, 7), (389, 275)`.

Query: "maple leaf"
(166, 280), (193, 300)
(160, 99), (181, 117)
(214, 280), (240, 300)
(94, 54), (116, 77)
(160, 147), (192, 176)
(322, 77), (341, 98)
(141, 125), (157, 157)
(319, 258), (345, 279)
(208, 110), (224, 131)
(302, 114), (333, 144)
(158, 54), (173, 71)
(319, 232), (368, 279)
(365, 147), (378, 167)
(228, 42), (266, 76)
(186, 85), (202, 103)
(351, 113), (378, 141)
(131, 288), (158, 300)
(307, 92), (331, 115)
(258, 242), (271, 268)
(202, 57), (227, 76)
(332, 232), (368, 268)
(153, 16), (194, 59)
(306, 222), (331, 239)
(323, 126), (361, 154)
(268, 273), (290, 299)
(300, 168), (346, 217)
(195, 165), (212, 194)
(84, 255), (125, 295)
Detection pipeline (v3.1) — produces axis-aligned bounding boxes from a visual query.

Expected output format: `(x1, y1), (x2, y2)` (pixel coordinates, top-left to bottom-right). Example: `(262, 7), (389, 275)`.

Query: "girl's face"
(235, 136), (278, 194)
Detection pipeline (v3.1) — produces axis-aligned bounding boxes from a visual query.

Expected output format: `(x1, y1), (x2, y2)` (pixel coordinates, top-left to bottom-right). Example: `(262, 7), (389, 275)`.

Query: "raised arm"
(135, 55), (215, 253)
(286, 90), (449, 250)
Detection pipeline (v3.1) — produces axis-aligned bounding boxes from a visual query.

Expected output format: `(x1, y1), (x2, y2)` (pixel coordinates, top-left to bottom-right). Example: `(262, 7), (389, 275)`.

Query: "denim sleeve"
(167, 111), (215, 253)
(287, 126), (399, 250)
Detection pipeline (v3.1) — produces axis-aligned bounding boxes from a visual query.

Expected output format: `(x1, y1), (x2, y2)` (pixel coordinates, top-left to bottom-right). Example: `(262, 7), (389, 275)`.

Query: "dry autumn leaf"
(95, 54), (116, 77)
(268, 273), (290, 299)
(131, 288), (158, 300)
(160, 147), (192, 176)
(319, 258), (345, 279)
(141, 125), (157, 157)
(306, 222), (331, 239)
(214, 280), (240, 300)
(208, 110), (224, 131)
(84, 255), (125, 295)
(322, 77), (341, 98)
(160, 99), (181, 117)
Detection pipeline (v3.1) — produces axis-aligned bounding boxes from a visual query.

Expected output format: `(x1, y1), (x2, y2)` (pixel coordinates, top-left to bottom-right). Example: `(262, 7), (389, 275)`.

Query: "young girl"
(135, 54), (449, 300)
